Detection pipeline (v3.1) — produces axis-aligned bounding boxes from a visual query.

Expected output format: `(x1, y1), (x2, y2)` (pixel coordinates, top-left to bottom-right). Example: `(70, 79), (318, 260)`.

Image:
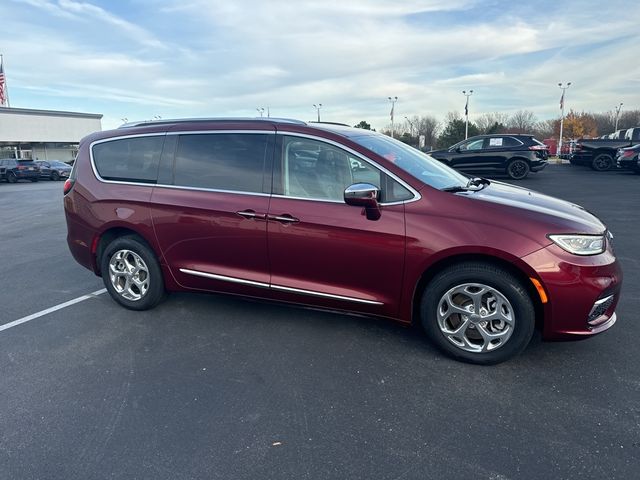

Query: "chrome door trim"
(179, 268), (383, 305)
(270, 284), (383, 305)
(179, 269), (270, 289)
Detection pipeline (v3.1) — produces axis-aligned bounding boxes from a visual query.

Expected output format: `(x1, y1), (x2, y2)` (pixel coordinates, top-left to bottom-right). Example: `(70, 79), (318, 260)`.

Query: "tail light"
(622, 150), (636, 158)
(17, 165), (26, 170)
(63, 178), (75, 195)
(528, 145), (548, 151)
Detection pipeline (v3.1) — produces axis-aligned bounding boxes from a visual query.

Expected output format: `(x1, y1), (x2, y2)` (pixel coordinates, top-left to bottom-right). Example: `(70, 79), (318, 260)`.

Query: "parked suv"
(36, 160), (72, 180)
(64, 119), (621, 364)
(0, 159), (40, 183)
(429, 134), (549, 179)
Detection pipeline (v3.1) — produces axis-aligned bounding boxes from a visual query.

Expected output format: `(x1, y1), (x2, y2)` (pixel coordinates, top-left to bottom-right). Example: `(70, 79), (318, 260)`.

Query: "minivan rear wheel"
(506, 159), (530, 180)
(100, 236), (165, 310)
(420, 262), (535, 364)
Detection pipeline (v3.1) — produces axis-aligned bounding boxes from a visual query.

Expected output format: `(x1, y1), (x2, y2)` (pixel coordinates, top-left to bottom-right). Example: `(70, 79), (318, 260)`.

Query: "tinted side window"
(174, 134), (269, 193)
(503, 137), (522, 147)
(93, 136), (164, 183)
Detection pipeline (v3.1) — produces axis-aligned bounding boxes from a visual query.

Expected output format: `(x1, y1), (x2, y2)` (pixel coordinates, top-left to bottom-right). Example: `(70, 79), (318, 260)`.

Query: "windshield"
(351, 133), (468, 190)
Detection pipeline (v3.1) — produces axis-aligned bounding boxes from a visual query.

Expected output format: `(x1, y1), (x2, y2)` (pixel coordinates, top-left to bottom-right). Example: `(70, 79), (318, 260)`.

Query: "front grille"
(588, 295), (614, 325)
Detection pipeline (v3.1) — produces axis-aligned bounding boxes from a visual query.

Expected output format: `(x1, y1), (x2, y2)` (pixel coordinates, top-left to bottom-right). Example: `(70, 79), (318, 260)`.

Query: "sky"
(1, 0), (639, 131)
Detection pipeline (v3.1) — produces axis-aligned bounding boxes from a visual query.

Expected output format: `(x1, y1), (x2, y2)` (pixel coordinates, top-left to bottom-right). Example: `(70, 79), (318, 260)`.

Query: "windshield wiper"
(467, 177), (490, 188)
(441, 177), (490, 193)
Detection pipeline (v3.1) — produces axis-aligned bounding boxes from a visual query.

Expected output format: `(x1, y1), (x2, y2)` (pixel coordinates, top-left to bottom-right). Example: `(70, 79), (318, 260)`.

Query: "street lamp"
(558, 82), (571, 158)
(256, 107), (265, 117)
(313, 104), (322, 122)
(462, 90), (473, 139)
(388, 96), (398, 138)
(614, 102), (623, 131)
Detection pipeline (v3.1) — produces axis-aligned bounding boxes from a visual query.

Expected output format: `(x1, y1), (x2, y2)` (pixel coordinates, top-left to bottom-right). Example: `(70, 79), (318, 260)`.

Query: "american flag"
(0, 59), (6, 106)
(390, 102), (394, 122)
(464, 96), (469, 116)
(559, 90), (564, 110)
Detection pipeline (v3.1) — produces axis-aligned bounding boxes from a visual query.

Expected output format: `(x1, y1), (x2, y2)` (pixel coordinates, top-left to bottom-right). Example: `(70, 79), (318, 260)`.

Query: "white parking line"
(0, 288), (107, 333)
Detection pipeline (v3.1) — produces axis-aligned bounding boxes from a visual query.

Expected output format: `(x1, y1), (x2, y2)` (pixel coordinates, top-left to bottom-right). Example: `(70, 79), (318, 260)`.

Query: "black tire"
(7, 172), (17, 183)
(506, 158), (530, 180)
(51, 171), (60, 181)
(420, 262), (536, 365)
(591, 153), (614, 171)
(100, 235), (166, 310)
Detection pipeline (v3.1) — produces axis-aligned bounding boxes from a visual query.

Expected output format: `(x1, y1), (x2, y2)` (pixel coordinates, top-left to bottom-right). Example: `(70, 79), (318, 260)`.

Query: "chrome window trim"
(276, 131), (421, 205)
(88, 129), (421, 206)
(179, 268), (383, 305)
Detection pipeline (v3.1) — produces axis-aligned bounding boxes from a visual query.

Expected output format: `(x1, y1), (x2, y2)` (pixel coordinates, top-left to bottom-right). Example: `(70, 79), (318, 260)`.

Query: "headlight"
(548, 234), (605, 255)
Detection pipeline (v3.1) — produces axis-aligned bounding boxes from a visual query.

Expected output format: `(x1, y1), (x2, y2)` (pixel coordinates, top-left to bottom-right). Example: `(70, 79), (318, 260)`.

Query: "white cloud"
(1, 0), (639, 131)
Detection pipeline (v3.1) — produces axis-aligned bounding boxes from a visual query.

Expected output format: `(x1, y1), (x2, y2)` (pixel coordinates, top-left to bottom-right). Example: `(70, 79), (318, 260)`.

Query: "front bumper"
(522, 242), (622, 340)
(617, 157), (639, 171)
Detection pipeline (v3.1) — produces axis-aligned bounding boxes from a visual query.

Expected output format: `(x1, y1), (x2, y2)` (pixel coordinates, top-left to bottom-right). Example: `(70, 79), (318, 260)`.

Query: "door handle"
(268, 214), (299, 223)
(236, 210), (267, 220)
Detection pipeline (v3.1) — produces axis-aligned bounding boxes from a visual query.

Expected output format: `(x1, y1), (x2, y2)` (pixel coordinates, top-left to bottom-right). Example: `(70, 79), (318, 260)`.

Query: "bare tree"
(416, 115), (440, 149)
(508, 110), (538, 133)
(533, 119), (556, 139)
(618, 110), (640, 130)
(475, 112), (510, 134)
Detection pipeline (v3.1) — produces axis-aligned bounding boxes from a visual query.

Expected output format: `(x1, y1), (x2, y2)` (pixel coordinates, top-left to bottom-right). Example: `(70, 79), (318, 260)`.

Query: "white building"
(0, 106), (102, 162)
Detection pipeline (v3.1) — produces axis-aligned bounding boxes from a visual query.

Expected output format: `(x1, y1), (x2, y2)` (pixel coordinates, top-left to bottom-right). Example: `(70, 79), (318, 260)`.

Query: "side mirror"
(344, 183), (381, 221)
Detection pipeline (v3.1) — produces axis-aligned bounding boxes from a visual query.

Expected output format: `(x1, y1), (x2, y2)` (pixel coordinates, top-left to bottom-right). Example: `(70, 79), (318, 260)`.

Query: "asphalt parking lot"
(1, 165), (638, 480)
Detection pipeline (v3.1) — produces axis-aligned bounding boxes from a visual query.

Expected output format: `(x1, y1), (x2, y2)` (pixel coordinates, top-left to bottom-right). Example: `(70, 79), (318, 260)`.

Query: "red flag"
(0, 59), (6, 106)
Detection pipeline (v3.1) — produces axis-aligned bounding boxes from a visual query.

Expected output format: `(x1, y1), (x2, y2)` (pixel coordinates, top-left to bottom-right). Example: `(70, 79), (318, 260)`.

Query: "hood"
(429, 149), (449, 157)
(465, 181), (605, 235)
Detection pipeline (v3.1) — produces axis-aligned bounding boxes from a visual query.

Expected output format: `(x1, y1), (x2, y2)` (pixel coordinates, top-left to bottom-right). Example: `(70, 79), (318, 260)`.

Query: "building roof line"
(0, 106), (103, 119)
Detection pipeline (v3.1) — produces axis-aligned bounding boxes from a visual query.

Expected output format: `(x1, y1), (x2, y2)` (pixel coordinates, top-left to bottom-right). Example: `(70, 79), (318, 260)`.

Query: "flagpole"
(462, 90), (473, 139)
(557, 82), (571, 158)
(0, 54), (10, 108)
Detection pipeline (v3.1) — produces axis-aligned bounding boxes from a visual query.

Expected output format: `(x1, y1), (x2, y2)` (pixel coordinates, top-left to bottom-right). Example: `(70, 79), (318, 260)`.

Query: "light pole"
(614, 102), (623, 131)
(313, 104), (322, 122)
(462, 90), (473, 139)
(388, 96), (398, 138)
(256, 107), (265, 117)
(558, 82), (571, 158)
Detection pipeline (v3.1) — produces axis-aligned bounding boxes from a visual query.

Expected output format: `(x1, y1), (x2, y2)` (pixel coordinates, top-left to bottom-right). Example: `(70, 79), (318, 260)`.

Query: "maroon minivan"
(64, 118), (622, 364)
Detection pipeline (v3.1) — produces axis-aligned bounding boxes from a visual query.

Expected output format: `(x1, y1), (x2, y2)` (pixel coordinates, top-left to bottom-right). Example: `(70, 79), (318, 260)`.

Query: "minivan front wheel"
(506, 159), (530, 180)
(101, 236), (165, 310)
(421, 263), (535, 364)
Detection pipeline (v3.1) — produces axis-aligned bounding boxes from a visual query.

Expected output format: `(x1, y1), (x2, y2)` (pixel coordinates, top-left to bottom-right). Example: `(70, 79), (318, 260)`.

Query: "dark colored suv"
(429, 134), (549, 179)
(36, 160), (72, 180)
(0, 159), (40, 183)
(64, 119), (621, 364)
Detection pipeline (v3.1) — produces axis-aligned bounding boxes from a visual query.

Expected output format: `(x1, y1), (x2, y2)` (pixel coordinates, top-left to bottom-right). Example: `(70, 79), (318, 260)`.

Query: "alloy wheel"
(436, 283), (515, 353)
(108, 249), (150, 301)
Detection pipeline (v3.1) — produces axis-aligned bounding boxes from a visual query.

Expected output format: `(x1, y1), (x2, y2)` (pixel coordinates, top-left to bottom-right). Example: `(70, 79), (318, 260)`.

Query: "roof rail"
(118, 117), (307, 129)
(308, 121), (351, 127)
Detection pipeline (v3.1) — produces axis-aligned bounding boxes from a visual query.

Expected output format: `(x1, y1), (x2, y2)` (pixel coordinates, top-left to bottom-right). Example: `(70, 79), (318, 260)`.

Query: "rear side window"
(173, 134), (269, 193)
(503, 137), (523, 147)
(93, 136), (164, 183)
